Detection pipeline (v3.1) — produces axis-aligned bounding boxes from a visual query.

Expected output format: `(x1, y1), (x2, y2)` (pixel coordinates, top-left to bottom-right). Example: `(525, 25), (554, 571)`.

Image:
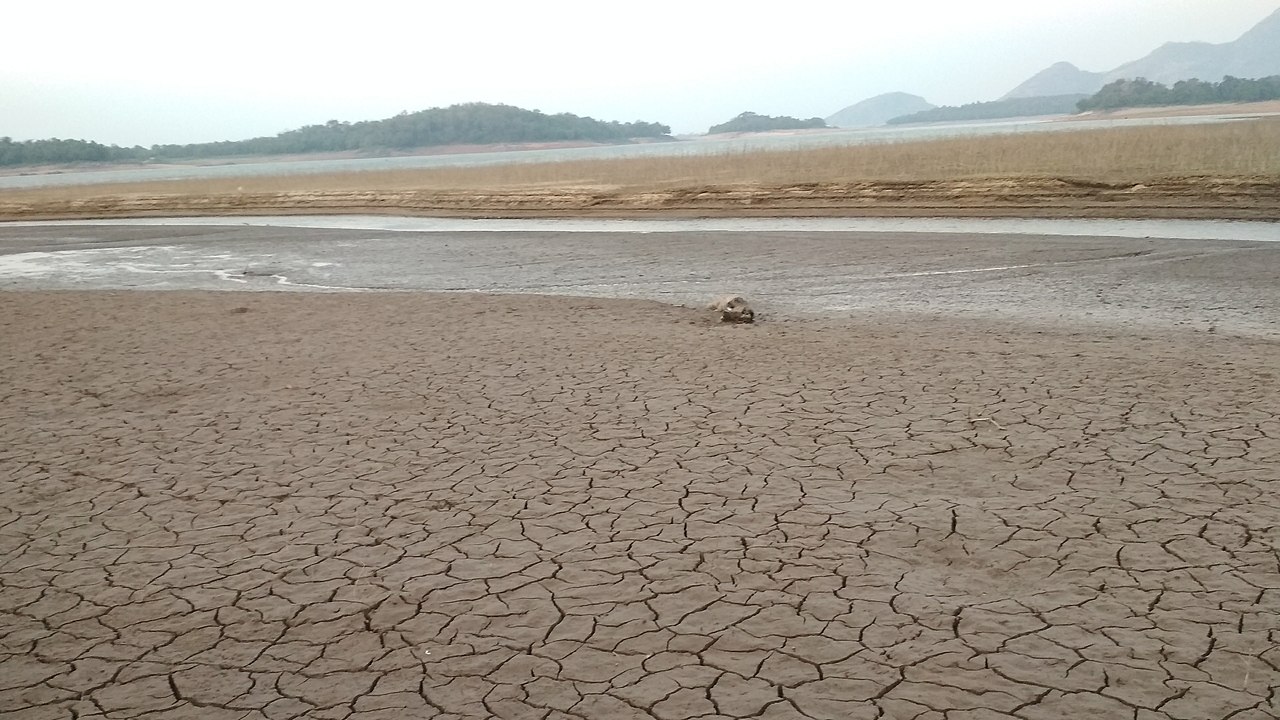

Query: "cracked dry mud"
(1, 291), (1277, 720)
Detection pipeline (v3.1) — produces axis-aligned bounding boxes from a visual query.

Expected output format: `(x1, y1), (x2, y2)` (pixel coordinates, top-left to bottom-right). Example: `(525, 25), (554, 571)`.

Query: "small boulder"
(708, 295), (755, 323)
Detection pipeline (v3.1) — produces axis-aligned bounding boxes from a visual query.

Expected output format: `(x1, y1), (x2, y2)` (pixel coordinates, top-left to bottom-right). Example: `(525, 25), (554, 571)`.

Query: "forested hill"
(887, 95), (1087, 124)
(0, 103), (672, 167)
(158, 103), (672, 158)
(1076, 75), (1280, 111)
(707, 112), (828, 134)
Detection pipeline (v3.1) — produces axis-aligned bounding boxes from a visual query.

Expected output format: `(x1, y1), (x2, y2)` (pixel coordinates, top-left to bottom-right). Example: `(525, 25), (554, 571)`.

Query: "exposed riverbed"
(2, 217), (1276, 337)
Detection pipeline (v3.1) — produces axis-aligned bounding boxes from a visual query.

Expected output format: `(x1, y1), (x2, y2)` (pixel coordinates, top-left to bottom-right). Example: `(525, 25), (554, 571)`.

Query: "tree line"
(881, 76), (1280, 124)
(707, 112), (827, 134)
(0, 136), (135, 166)
(1077, 76), (1280, 111)
(0, 103), (671, 167)
(886, 95), (1087, 125)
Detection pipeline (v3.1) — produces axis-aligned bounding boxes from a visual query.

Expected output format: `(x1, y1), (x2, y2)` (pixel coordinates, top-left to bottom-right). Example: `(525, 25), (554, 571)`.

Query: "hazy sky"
(3, 1), (1277, 145)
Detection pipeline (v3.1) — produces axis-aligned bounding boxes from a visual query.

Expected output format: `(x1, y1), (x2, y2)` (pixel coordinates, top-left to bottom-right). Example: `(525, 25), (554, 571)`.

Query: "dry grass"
(4, 118), (1279, 204)
(422, 117), (1280, 188)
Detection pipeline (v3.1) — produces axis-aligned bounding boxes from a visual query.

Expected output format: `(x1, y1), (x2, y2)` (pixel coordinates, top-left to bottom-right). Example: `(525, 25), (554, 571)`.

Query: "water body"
(0, 113), (1253, 191)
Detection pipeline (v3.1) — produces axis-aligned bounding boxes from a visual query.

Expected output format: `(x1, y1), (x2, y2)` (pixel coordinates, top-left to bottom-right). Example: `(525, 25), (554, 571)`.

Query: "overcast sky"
(2, 1), (1276, 146)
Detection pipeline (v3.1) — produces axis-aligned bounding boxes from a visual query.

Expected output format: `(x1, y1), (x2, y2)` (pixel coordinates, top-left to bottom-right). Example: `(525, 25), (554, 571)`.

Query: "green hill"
(1077, 75), (1280, 111)
(707, 112), (828, 135)
(0, 103), (672, 167)
(153, 103), (671, 160)
(887, 95), (1087, 125)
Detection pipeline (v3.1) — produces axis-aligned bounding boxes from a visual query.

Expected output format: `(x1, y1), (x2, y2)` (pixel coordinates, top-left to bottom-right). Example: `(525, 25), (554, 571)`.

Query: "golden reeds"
(4, 117), (1278, 205)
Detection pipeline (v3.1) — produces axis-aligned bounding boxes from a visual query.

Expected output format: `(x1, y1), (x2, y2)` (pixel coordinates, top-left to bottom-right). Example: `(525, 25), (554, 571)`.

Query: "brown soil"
(4, 175), (1279, 221)
(2, 290), (1276, 719)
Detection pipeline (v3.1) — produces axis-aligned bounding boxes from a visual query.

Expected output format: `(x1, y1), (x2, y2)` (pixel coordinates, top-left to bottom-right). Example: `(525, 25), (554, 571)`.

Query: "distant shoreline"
(4, 113), (1276, 223)
(1066, 100), (1280, 121)
(0, 137), (677, 179)
(6, 101), (1280, 180)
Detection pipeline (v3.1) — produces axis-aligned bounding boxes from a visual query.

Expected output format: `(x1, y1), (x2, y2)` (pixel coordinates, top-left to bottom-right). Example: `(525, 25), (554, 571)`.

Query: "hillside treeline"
(1077, 76), (1280, 111)
(707, 112), (827, 134)
(887, 95), (1087, 125)
(0, 103), (672, 167)
(0, 137), (128, 166)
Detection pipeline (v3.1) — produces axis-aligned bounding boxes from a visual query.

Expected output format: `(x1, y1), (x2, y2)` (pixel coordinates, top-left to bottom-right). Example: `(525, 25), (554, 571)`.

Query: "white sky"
(2, 0), (1277, 145)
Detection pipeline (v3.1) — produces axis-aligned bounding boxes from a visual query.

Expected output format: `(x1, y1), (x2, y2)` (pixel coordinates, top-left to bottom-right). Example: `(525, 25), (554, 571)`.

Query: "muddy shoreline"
(4, 222), (1276, 338)
(3, 176), (1279, 222)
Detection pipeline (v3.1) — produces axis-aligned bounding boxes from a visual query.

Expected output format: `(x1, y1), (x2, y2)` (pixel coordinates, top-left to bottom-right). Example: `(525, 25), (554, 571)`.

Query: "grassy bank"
(2, 118), (1277, 220)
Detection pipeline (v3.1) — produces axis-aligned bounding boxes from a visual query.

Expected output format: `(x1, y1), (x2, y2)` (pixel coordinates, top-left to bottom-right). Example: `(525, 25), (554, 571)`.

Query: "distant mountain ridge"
(1003, 62), (1103, 100)
(0, 102), (673, 167)
(1004, 7), (1280, 99)
(826, 93), (935, 128)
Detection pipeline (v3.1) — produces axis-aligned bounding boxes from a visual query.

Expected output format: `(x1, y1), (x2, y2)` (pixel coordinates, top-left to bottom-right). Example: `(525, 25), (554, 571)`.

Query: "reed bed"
(5, 117), (1278, 204)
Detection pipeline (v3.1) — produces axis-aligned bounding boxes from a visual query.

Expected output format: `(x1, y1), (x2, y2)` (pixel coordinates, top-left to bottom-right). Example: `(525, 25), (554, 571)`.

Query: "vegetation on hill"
(826, 92), (935, 128)
(0, 137), (119, 167)
(1004, 8), (1280, 99)
(707, 112), (827, 135)
(0, 103), (671, 167)
(887, 95), (1087, 125)
(1077, 75), (1280, 111)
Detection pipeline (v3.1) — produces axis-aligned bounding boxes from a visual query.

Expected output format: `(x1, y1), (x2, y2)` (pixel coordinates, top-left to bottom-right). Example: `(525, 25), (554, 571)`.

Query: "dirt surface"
(2, 288), (1278, 720)
(3, 175), (1279, 221)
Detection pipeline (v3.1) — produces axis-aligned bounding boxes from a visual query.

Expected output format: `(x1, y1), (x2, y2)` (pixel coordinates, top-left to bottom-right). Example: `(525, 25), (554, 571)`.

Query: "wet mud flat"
(2, 221), (1279, 337)
(2, 286), (1278, 719)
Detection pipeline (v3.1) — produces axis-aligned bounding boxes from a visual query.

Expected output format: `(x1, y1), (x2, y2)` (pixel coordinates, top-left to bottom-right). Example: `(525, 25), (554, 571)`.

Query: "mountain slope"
(826, 92), (935, 128)
(1004, 7), (1280, 98)
(1003, 62), (1104, 100)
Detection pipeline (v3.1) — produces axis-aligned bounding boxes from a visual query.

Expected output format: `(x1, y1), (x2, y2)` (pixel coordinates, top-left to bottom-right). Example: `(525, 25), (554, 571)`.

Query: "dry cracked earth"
(1, 290), (1278, 720)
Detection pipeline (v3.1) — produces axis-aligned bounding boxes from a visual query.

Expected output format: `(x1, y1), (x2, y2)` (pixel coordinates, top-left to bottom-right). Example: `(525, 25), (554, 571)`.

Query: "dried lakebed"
(1, 218), (1277, 719)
